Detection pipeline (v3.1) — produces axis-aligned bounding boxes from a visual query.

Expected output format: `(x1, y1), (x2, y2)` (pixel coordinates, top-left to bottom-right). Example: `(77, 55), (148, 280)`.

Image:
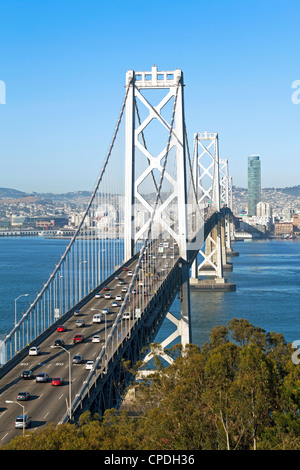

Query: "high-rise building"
(248, 155), (261, 216)
(256, 201), (272, 218)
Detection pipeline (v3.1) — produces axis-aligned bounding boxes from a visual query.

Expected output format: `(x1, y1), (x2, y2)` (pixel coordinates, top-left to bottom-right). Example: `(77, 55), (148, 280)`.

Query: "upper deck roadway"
(0, 242), (180, 446)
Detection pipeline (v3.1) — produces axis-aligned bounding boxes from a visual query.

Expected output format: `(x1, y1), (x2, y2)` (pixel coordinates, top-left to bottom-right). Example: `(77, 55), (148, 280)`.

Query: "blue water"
(0, 237), (299, 346)
(189, 239), (300, 345)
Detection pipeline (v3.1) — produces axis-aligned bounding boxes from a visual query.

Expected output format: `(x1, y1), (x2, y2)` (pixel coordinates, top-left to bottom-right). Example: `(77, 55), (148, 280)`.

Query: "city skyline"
(0, 0), (299, 193)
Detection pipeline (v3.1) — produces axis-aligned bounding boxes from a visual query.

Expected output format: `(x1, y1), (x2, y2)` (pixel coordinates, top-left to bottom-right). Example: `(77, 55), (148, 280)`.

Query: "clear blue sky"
(0, 0), (299, 193)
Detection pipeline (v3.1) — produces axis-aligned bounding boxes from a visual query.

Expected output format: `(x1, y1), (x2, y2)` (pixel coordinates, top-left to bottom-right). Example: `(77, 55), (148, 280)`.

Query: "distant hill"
(276, 185), (300, 197)
(0, 188), (28, 199)
(0, 188), (92, 200)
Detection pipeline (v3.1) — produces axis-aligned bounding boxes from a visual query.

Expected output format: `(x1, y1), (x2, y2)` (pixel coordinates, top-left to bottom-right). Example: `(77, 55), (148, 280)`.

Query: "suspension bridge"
(0, 66), (238, 442)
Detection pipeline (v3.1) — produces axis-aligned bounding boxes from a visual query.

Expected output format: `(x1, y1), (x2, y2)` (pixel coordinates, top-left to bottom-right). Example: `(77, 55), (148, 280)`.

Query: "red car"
(73, 334), (84, 344)
(52, 377), (63, 386)
(103, 287), (110, 291)
(56, 325), (66, 332)
(122, 267), (129, 271)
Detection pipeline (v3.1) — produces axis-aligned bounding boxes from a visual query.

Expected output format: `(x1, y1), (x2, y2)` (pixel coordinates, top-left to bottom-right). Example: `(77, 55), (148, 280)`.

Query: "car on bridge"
(72, 354), (83, 364)
(36, 373), (49, 383)
(56, 325), (66, 332)
(20, 370), (34, 380)
(74, 309), (82, 316)
(122, 311), (133, 320)
(93, 313), (103, 323)
(75, 319), (85, 327)
(52, 377), (63, 386)
(85, 361), (94, 370)
(17, 391), (31, 401)
(73, 334), (84, 344)
(92, 335), (101, 343)
(104, 293), (112, 299)
(115, 295), (123, 301)
(111, 301), (119, 307)
(95, 293), (102, 298)
(28, 346), (40, 356)
(52, 339), (65, 348)
(103, 287), (110, 291)
(14, 415), (32, 429)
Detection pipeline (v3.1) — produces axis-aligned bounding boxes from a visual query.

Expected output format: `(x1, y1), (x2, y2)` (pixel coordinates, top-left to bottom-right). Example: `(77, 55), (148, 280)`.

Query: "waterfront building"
(248, 155), (261, 216)
(274, 222), (293, 236)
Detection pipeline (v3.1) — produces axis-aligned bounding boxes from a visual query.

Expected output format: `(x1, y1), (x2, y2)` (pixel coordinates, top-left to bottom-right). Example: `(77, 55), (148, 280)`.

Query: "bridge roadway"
(0, 242), (179, 446)
(0, 211), (225, 445)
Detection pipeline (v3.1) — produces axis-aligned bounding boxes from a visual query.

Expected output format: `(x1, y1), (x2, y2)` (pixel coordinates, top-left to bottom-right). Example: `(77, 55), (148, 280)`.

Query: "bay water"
(0, 237), (299, 346)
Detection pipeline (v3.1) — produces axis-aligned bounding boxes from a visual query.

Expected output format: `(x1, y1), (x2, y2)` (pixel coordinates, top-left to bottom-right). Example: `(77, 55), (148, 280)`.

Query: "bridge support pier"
(141, 261), (191, 368)
(191, 219), (236, 291)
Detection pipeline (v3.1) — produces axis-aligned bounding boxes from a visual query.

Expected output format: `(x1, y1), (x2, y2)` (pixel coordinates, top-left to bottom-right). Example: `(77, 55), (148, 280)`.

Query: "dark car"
(72, 354), (83, 364)
(17, 391), (31, 401)
(74, 309), (82, 316)
(73, 334), (84, 344)
(52, 339), (65, 348)
(20, 370), (34, 380)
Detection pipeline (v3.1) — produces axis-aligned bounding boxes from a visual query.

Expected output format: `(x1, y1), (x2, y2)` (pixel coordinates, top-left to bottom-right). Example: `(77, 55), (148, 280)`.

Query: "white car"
(95, 293), (102, 299)
(104, 293), (112, 299)
(92, 335), (101, 343)
(85, 361), (94, 370)
(93, 314), (103, 323)
(115, 295), (123, 301)
(122, 311), (133, 320)
(127, 271), (133, 276)
(28, 346), (40, 356)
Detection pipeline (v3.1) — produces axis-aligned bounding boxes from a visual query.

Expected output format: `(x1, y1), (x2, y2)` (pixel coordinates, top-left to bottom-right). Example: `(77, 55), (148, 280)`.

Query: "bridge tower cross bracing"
(123, 65), (192, 363)
(191, 132), (225, 281)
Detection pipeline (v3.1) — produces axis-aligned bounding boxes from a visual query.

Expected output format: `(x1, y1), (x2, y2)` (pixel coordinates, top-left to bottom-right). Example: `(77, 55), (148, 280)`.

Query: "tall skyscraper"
(248, 155), (261, 216)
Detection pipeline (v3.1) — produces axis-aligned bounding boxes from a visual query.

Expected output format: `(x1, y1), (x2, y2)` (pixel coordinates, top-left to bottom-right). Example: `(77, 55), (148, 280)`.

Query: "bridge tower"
(220, 158), (233, 270)
(191, 132), (234, 290)
(124, 65), (191, 363)
(227, 174), (239, 257)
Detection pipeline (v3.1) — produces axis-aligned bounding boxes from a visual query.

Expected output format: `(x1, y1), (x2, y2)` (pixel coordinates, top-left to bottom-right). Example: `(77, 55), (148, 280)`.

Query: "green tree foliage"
(2, 319), (300, 450)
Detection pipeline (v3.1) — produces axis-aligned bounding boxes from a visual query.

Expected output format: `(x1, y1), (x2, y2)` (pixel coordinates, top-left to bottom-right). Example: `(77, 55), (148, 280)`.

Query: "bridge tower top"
(124, 66), (189, 261)
(126, 65), (183, 89)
